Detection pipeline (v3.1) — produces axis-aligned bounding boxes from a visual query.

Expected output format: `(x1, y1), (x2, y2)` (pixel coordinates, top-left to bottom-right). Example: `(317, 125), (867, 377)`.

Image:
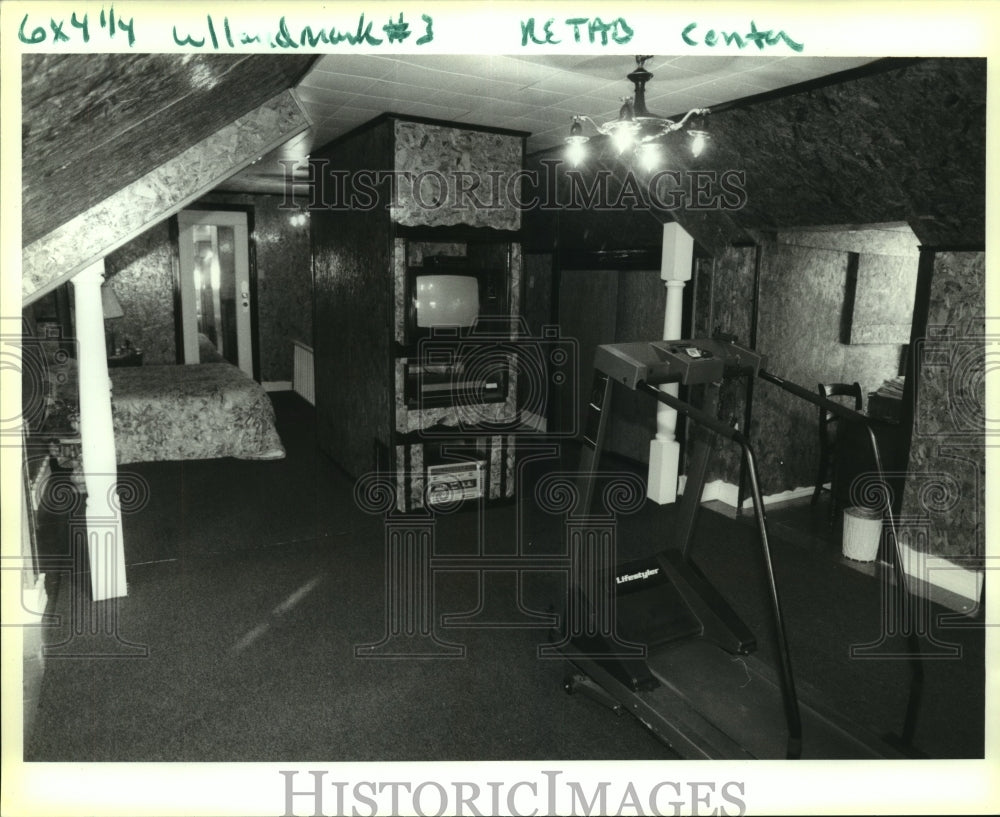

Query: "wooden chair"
(811, 382), (863, 519)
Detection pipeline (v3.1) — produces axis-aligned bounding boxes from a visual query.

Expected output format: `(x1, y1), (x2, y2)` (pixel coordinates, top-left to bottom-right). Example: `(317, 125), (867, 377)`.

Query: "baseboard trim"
(679, 477), (818, 509)
(896, 543), (984, 614)
(684, 477), (983, 612)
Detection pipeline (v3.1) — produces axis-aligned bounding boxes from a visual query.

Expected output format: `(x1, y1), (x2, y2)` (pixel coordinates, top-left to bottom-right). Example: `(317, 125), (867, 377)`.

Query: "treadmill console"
(593, 338), (765, 389)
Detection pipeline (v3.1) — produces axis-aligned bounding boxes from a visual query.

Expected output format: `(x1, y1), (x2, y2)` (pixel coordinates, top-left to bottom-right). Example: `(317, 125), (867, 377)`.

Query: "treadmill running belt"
(645, 641), (904, 758)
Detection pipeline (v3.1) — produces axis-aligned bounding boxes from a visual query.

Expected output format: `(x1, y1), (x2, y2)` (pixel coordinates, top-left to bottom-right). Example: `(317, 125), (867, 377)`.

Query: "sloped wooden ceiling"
(702, 57), (985, 247)
(22, 53), (316, 246)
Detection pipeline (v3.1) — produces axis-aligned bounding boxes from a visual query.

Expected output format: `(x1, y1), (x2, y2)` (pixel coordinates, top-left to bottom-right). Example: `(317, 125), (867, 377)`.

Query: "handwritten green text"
(521, 16), (633, 46)
(682, 20), (803, 52)
(18, 6), (135, 47)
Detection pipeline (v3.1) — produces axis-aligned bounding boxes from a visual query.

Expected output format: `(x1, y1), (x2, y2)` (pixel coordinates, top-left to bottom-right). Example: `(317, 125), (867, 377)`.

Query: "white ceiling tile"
(295, 86), (354, 105)
(300, 71), (379, 95)
(480, 55), (566, 85)
(231, 54), (880, 189)
(665, 55), (774, 76)
(398, 100), (476, 121)
(381, 60), (520, 94)
(528, 70), (620, 96)
(514, 85), (579, 108)
(522, 55), (637, 79)
(306, 54), (397, 81)
(295, 91), (359, 113)
(361, 78), (425, 102)
(459, 97), (534, 121)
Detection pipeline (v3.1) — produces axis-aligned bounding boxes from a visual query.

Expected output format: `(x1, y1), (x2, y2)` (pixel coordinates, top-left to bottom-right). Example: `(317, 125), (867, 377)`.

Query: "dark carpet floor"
(25, 392), (985, 762)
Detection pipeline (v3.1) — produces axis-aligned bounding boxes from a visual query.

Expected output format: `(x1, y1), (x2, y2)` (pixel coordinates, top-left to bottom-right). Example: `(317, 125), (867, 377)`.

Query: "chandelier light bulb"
(566, 138), (587, 167)
(638, 142), (662, 171)
(610, 122), (636, 154)
(566, 57), (712, 171)
(689, 130), (709, 158)
(564, 117), (590, 166)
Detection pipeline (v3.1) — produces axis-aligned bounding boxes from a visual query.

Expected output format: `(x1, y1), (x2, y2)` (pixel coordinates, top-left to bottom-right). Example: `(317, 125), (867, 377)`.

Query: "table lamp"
(101, 283), (124, 356)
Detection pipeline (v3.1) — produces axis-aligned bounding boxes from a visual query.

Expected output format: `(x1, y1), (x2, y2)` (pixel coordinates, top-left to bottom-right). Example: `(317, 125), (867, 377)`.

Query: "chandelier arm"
(671, 107), (711, 128)
(565, 57), (713, 164)
(573, 115), (616, 137)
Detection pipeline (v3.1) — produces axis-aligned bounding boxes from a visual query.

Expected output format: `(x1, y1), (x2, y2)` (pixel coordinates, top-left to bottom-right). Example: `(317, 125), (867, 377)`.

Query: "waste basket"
(842, 506), (882, 562)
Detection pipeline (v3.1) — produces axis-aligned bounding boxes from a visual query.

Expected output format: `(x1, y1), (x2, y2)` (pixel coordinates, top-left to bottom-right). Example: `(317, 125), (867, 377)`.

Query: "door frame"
(553, 247), (696, 464)
(170, 204), (261, 381)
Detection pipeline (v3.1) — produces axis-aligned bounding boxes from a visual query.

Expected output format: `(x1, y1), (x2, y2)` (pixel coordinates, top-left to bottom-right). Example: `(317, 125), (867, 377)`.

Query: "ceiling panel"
(220, 54), (879, 193)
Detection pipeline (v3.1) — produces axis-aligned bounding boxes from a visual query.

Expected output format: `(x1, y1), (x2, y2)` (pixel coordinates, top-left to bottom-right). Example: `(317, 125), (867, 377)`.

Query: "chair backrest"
(817, 382), (863, 445)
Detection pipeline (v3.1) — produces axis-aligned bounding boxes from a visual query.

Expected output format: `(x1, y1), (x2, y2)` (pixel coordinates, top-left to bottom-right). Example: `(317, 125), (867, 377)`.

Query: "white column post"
(72, 261), (127, 601)
(647, 223), (694, 504)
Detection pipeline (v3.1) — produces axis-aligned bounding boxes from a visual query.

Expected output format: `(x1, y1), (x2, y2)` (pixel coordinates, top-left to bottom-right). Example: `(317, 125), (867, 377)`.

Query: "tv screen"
(414, 274), (479, 329)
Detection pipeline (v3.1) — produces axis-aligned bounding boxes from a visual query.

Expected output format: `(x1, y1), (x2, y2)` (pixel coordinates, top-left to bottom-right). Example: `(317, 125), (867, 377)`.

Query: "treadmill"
(556, 336), (921, 759)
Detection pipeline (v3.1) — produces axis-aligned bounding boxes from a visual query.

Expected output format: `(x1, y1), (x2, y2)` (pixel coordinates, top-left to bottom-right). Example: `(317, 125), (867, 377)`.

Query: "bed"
(110, 362), (285, 464)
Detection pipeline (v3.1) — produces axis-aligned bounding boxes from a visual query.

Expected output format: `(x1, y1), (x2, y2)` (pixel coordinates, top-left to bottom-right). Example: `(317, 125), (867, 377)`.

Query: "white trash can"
(842, 507), (882, 562)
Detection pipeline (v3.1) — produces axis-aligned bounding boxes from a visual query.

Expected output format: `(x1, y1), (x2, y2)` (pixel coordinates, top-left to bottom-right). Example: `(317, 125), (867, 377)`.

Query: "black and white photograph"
(1, 2), (996, 815)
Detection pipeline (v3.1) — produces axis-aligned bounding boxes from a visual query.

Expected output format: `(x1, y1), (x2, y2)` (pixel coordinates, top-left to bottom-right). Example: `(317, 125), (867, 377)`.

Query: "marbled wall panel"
(776, 228), (919, 257)
(392, 121), (522, 231)
(104, 190), (311, 380)
(393, 239), (410, 347)
(103, 222), (177, 365)
(753, 242), (902, 495)
(509, 243), (522, 319)
(850, 253), (919, 345)
(201, 192), (312, 382)
(406, 242), (466, 266)
(901, 251), (986, 563)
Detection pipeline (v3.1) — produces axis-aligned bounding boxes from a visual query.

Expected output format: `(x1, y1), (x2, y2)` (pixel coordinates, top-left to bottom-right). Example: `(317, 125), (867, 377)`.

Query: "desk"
(867, 392), (902, 424)
(833, 416), (909, 522)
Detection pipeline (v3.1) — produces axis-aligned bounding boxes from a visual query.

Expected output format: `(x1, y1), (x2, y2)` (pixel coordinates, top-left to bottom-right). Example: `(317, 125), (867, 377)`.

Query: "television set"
(404, 258), (508, 345)
(413, 274), (480, 331)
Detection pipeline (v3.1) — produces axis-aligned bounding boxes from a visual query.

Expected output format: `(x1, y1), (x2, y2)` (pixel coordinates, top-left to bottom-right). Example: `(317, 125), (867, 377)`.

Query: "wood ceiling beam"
(22, 89), (310, 306)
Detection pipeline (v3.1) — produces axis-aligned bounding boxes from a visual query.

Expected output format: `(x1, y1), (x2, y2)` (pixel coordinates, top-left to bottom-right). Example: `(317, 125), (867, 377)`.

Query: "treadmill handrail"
(759, 370), (869, 425)
(638, 381), (746, 444)
(637, 380), (804, 759)
(758, 369), (908, 593)
(582, 339), (921, 756)
(757, 367), (923, 749)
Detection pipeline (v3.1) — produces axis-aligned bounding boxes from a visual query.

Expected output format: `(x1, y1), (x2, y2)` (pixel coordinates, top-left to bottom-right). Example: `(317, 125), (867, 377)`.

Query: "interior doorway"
(176, 209), (256, 379)
(553, 249), (691, 465)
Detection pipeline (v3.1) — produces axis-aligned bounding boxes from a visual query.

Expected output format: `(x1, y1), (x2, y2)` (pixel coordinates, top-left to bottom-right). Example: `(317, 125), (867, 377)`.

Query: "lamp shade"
(101, 284), (124, 319)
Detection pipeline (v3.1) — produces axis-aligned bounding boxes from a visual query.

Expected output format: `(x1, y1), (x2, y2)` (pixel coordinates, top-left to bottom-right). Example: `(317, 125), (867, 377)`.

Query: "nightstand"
(108, 349), (143, 367)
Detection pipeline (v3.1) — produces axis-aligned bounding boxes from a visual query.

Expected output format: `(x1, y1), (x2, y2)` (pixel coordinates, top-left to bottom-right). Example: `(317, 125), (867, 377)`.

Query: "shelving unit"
(309, 114), (528, 511)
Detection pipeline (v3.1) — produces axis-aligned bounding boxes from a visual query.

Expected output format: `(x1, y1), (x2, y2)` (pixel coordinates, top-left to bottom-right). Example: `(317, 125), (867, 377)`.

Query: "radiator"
(292, 340), (315, 405)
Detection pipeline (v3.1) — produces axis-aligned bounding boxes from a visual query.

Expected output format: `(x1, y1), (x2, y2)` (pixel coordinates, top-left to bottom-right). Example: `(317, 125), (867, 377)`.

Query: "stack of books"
(868, 376), (905, 422)
(875, 376), (905, 399)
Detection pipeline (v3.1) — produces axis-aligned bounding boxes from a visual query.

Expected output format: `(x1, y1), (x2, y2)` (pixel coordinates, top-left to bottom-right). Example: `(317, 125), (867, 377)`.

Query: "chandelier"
(565, 56), (711, 170)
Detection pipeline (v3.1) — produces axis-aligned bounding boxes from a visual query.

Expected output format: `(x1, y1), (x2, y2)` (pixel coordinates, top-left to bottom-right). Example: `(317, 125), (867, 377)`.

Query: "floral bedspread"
(110, 363), (285, 464)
